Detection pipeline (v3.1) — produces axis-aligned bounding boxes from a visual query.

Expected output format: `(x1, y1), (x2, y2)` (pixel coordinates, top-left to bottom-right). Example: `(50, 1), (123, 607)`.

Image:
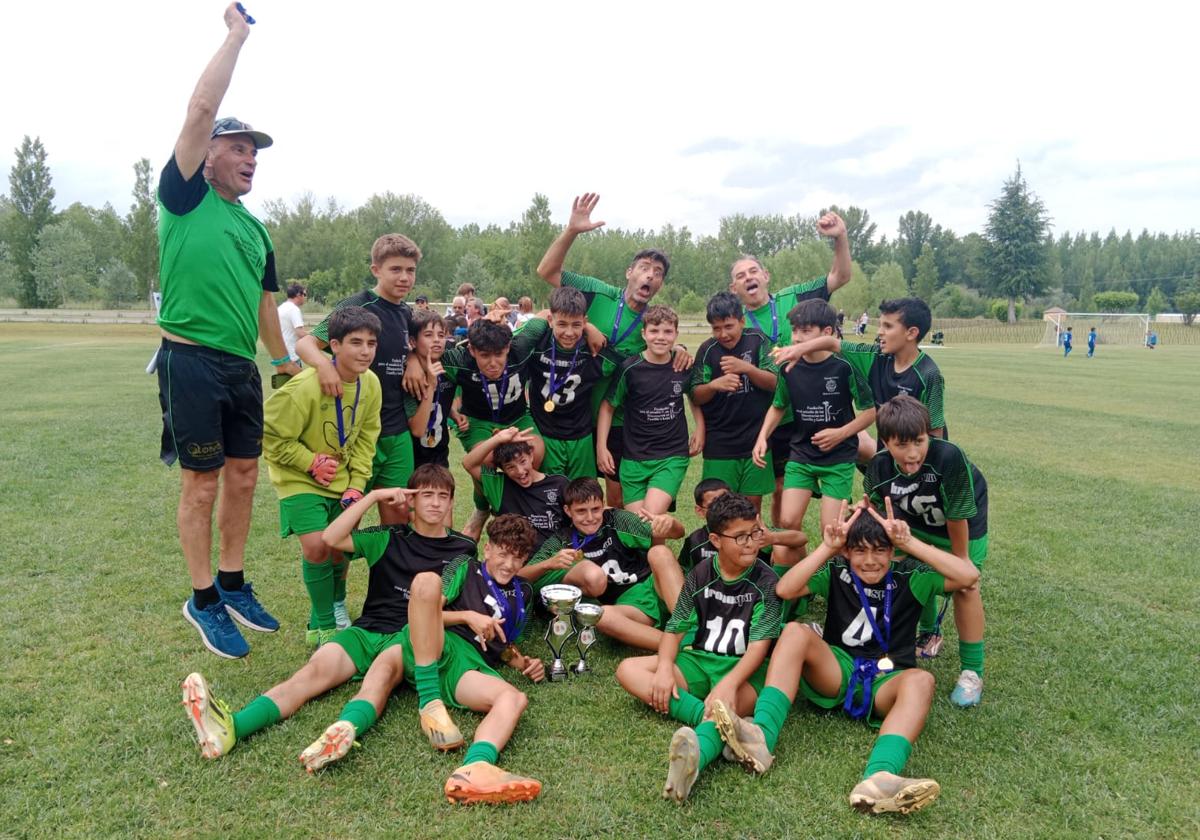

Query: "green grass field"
(1, 323), (1197, 839)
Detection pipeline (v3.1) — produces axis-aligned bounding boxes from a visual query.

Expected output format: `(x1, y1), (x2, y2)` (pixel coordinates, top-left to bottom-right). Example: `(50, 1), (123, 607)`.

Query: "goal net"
(1039, 312), (1150, 347)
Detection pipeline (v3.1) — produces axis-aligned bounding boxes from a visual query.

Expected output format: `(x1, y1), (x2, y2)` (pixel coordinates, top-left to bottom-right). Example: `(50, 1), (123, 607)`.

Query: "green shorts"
(702, 457), (775, 497)
(365, 432), (415, 492)
(612, 576), (668, 626)
(456, 413), (536, 452)
(400, 626), (501, 710)
(278, 492), (342, 538)
(783, 460), (856, 501)
(328, 625), (407, 679)
(619, 456), (689, 504)
(912, 531), (989, 571)
(799, 643), (903, 727)
(541, 434), (596, 480)
(676, 648), (768, 697)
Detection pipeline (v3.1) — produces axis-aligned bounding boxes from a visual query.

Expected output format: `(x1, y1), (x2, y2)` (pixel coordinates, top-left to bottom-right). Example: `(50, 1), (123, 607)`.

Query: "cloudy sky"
(4, 1), (1198, 240)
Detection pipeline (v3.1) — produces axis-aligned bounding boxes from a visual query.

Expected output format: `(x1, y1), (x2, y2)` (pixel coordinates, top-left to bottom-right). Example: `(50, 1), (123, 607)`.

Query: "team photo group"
(168, 3), (990, 817)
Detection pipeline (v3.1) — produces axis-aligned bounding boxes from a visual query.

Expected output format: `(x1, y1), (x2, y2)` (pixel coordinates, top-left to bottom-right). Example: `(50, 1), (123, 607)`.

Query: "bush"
(677, 291), (705, 316)
(1175, 290), (1200, 326)
(931, 284), (988, 318)
(1093, 290), (1139, 312)
(989, 298), (1023, 322)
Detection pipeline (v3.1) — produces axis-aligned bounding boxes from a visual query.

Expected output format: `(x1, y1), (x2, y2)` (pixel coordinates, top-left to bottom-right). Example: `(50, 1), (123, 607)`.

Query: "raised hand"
(866, 496), (912, 549)
(376, 487), (417, 509)
(821, 498), (864, 551)
(568, 193), (606, 235)
(817, 211), (847, 240)
(223, 2), (252, 39)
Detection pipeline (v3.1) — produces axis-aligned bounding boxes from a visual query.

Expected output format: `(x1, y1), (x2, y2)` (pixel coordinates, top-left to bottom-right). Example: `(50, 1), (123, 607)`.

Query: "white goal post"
(1039, 312), (1151, 347)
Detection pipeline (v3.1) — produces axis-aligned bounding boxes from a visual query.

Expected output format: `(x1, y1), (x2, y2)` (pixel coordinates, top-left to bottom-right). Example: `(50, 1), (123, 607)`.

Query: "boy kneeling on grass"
(711, 497), (979, 816)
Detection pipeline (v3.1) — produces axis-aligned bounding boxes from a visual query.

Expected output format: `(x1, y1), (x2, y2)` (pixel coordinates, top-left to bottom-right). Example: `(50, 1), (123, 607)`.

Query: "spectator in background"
(857, 310), (870, 336)
(278, 283), (308, 362)
(466, 297), (487, 326)
(516, 296), (535, 325)
(493, 296), (518, 328)
(414, 294), (429, 311)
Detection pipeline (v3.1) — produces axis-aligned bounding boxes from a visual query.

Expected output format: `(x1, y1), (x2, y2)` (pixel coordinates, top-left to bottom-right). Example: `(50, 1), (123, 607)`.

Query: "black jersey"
(678, 526), (773, 574)
(608, 354), (693, 461)
(666, 557), (782, 656)
(772, 353), (871, 466)
(691, 330), (777, 460)
(807, 558), (943, 670)
(442, 556), (533, 668)
(479, 468), (571, 550)
(440, 330), (538, 425)
(522, 318), (622, 441)
(403, 373), (457, 467)
(865, 438), (988, 541)
(350, 525), (477, 633)
(530, 508), (653, 602)
(311, 290), (411, 437)
(840, 341), (946, 431)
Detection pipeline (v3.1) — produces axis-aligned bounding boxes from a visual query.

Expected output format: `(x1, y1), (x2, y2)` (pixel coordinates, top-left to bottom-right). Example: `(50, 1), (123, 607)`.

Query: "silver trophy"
(572, 603), (604, 674)
(541, 584), (582, 682)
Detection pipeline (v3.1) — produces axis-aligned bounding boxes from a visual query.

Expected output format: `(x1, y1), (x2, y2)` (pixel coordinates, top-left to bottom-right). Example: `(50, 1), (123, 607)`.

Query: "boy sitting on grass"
(522, 477), (685, 651)
(711, 498), (979, 816)
(616, 493), (782, 803)
(262, 306), (383, 647)
(865, 394), (990, 703)
(180, 465), (473, 771)
(597, 305), (704, 516)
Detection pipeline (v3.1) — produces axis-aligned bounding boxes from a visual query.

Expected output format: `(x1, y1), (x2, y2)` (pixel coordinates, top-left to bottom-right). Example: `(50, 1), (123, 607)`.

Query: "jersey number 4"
(702, 616), (747, 655)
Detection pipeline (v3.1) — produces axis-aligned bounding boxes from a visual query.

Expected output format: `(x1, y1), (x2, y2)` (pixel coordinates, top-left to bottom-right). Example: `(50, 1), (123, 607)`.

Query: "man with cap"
(156, 2), (298, 659)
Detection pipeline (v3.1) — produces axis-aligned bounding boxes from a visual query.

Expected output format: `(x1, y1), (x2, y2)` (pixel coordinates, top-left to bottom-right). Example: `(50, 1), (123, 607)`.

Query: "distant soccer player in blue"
(1086, 327), (1097, 358)
(1062, 327), (1073, 357)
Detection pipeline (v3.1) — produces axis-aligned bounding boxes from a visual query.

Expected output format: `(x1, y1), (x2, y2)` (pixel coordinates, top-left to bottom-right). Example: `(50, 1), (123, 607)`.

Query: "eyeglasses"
(716, 528), (765, 547)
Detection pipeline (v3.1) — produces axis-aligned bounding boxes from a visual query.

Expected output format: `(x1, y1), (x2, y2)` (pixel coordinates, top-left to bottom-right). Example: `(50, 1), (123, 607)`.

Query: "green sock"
(863, 733), (913, 778)
(302, 560), (336, 630)
(414, 663), (441, 709)
(332, 558), (348, 603)
(231, 695), (281, 740)
(695, 721), (723, 772)
(960, 640), (985, 676)
(464, 740), (500, 766)
(337, 699), (378, 736)
(667, 691), (705, 727)
(752, 686), (792, 753)
(918, 595), (940, 635)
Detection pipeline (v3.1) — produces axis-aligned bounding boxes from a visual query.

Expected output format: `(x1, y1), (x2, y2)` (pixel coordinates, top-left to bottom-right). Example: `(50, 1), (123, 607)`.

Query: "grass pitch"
(0, 323), (1197, 839)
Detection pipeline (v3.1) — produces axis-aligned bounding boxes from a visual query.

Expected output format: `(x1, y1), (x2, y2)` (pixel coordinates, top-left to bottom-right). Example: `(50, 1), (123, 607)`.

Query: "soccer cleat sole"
(710, 701), (771, 775)
(662, 727), (700, 803)
(182, 601), (245, 659)
(299, 722), (356, 774)
(181, 673), (231, 760)
(850, 779), (941, 815)
(444, 775), (541, 804)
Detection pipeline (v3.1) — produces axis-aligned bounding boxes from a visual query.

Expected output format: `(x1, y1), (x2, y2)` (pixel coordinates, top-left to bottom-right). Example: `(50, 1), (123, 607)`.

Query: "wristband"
(271, 355), (291, 367)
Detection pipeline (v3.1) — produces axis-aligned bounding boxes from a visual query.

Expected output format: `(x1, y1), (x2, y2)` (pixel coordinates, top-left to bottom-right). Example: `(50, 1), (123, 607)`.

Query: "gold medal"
(877, 656), (894, 672)
(544, 399), (556, 413)
(573, 549), (583, 562)
(425, 435), (436, 447)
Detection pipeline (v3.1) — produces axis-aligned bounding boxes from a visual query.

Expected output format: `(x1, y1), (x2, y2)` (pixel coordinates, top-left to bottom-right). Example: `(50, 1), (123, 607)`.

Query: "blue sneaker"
(183, 598), (249, 659)
(950, 670), (983, 708)
(215, 581), (280, 633)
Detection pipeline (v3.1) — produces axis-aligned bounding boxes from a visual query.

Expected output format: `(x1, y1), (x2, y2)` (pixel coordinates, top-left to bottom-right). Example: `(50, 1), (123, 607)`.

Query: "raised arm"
(322, 487), (413, 553)
(461, 426), (536, 480)
(817, 211), (853, 294)
(536, 193), (606, 287)
(869, 499), (979, 591)
(175, 4), (252, 179)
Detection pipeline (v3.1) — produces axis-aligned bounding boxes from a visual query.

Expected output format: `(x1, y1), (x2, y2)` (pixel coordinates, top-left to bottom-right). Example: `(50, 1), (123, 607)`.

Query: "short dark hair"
(630, 248), (670, 277)
(706, 291), (743, 324)
(788, 299), (838, 332)
(409, 308), (447, 340)
(467, 319), (512, 354)
(408, 463), (455, 496)
(879, 297), (932, 341)
(564, 477), (604, 507)
(286, 283), (306, 299)
(549, 286), (588, 318)
(486, 514), (538, 560)
(705, 492), (758, 534)
(694, 478), (730, 506)
(493, 439), (533, 468)
(845, 506), (892, 551)
(876, 395), (931, 443)
(642, 304), (678, 329)
(328, 306), (382, 342)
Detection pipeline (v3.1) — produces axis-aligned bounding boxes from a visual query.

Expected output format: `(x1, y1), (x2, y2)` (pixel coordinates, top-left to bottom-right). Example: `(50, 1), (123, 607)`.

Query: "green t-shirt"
(156, 156), (277, 360)
(743, 277), (831, 348)
(562, 270), (647, 357)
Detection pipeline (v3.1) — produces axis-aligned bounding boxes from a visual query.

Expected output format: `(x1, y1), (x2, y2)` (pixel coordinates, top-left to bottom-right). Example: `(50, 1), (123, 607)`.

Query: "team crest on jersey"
(825, 377), (838, 393)
(922, 473), (938, 483)
(673, 381), (682, 395)
(545, 488), (559, 505)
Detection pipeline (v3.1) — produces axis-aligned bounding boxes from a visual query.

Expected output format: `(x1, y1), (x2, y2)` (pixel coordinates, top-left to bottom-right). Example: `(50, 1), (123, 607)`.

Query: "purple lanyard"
(843, 570), (894, 720)
(547, 341), (581, 402)
(480, 562), (526, 642)
(610, 293), (643, 347)
(479, 366), (511, 422)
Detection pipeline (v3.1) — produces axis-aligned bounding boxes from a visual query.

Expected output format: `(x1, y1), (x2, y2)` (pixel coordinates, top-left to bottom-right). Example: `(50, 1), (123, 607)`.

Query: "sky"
(4, 0), (1199, 241)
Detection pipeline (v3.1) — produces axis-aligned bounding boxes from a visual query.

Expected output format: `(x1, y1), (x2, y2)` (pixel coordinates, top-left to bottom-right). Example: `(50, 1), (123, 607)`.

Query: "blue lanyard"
(547, 341), (581, 402)
(479, 366), (511, 422)
(843, 569), (894, 720)
(610, 293), (643, 347)
(747, 295), (779, 343)
(332, 360), (362, 450)
(480, 562), (526, 643)
(570, 529), (600, 552)
(850, 569), (894, 656)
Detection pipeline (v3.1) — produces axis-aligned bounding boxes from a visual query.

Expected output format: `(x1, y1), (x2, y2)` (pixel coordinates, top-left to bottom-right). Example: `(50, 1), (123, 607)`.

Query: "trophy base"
(549, 660), (570, 682)
(573, 660), (591, 675)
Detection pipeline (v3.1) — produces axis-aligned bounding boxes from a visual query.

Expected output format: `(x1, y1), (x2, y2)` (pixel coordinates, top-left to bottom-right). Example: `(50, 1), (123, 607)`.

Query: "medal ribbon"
(570, 529), (599, 552)
(480, 561), (526, 643)
(424, 375), (443, 444)
(479, 366), (511, 422)
(842, 569), (894, 720)
(609, 293), (643, 347)
(332, 360), (362, 450)
(747, 295), (779, 343)
(546, 341), (582, 405)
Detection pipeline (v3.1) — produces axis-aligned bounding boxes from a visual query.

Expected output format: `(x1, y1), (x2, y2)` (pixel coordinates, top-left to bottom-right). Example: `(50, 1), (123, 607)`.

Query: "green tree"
(823, 205), (881, 271)
(516, 193), (556, 282)
(913, 242), (939, 302)
(32, 220), (94, 307)
(1144, 287), (1168, 318)
(7, 136), (57, 307)
(454, 252), (493, 294)
(100, 259), (137, 307)
(1093, 290), (1139, 312)
(895, 210), (938, 282)
(125, 158), (159, 301)
(0, 240), (15, 301)
(984, 163), (1051, 323)
(1175, 290), (1200, 326)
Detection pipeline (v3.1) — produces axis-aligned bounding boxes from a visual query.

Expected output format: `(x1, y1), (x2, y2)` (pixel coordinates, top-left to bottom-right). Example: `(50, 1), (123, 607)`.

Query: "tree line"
(4, 135), (1200, 323)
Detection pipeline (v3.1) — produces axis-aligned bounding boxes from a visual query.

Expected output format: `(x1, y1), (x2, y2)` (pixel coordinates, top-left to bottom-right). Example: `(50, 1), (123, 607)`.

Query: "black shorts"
(603, 424), (625, 478)
(769, 422), (794, 479)
(157, 339), (263, 471)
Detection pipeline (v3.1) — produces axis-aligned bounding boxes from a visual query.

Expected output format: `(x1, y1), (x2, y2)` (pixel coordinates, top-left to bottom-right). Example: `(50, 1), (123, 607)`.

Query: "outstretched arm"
(175, 3), (252, 179)
(536, 193), (606, 286)
(776, 499), (862, 600)
(770, 335), (841, 370)
(818, 212), (853, 293)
